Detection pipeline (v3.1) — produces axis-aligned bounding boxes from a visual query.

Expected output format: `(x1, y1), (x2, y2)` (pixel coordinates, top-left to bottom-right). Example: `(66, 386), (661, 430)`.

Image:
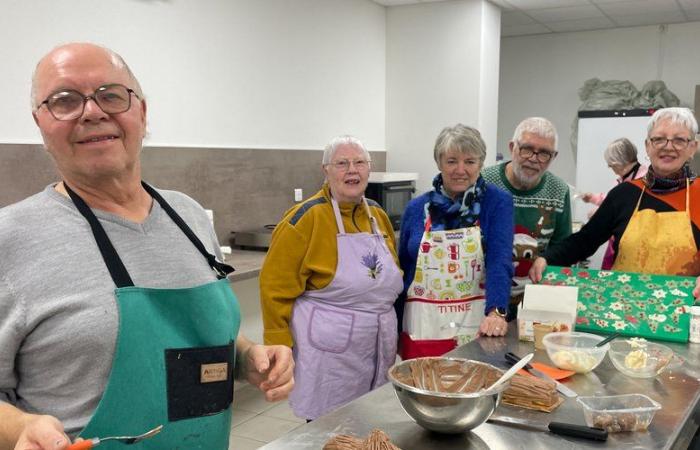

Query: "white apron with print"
(399, 216), (485, 359)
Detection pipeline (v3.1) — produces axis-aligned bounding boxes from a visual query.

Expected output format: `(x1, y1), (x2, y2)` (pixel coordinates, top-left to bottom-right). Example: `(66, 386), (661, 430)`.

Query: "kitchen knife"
(505, 352), (578, 398)
(488, 415), (608, 441)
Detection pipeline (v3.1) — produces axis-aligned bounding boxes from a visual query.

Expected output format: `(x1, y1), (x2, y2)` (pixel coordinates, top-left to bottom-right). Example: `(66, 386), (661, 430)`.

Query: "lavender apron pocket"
(308, 306), (355, 353)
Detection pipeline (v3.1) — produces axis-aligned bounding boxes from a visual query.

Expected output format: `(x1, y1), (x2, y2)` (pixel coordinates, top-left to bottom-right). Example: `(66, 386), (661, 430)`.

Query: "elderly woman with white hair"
(580, 137), (648, 269)
(532, 107), (700, 292)
(397, 124), (514, 360)
(260, 135), (402, 420)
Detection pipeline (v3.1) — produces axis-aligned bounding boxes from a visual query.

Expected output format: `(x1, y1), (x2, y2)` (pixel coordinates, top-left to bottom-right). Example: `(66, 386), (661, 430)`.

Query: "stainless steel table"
(262, 334), (700, 449)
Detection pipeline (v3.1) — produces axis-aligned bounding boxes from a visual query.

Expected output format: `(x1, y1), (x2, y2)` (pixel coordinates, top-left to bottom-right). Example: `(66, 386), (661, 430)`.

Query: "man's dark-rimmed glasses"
(37, 84), (140, 121)
(517, 144), (557, 163)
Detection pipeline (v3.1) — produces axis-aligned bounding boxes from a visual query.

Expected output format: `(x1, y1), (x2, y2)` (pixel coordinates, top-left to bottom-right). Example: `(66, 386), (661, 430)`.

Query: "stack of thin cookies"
(323, 429), (401, 450)
(501, 374), (562, 412)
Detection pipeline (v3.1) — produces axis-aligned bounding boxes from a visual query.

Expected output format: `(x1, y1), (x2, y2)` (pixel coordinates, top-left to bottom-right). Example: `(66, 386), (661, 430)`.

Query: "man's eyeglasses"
(326, 159), (371, 171)
(517, 144), (557, 163)
(37, 84), (140, 121)
(648, 136), (695, 150)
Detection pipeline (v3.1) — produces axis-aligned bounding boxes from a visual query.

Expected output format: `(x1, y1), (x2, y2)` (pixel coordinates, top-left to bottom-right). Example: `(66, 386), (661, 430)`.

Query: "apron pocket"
(165, 341), (235, 421)
(308, 306), (355, 353)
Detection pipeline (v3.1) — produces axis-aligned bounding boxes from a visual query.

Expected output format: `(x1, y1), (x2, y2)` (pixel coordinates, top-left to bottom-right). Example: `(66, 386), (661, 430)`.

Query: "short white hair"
(604, 138), (638, 167)
(647, 107), (698, 137)
(322, 135), (370, 164)
(433, 124), (486, 166)
(512, 117), (558, 150)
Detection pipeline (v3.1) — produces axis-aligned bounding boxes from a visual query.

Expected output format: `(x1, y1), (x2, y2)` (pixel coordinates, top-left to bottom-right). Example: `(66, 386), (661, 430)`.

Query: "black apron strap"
(141, 182), (234, 279)
(64, 183), (135, 288)
(64, 181), (234, 288)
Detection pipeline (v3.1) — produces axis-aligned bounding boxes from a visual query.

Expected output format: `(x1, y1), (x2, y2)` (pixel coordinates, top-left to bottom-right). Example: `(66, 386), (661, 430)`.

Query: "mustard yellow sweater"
(260, 184), (399, 347)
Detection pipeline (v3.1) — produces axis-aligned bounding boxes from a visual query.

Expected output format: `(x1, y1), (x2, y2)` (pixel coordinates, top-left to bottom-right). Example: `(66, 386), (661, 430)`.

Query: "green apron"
(66, 182), (240, 450)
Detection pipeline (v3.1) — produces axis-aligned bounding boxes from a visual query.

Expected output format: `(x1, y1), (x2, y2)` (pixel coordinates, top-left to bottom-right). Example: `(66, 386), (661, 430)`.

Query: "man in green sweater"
(482, 117), (572, 310)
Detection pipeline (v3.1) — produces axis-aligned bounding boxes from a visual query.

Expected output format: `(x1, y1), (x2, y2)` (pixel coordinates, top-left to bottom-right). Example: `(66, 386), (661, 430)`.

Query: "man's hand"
(11, 414), (70, 450)
(242, 344), (294, 402)
(529, 257), (547, 283)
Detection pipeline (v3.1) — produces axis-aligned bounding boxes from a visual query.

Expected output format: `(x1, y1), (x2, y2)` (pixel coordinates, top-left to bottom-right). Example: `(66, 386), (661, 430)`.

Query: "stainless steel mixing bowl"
(388, 357), (508, 434)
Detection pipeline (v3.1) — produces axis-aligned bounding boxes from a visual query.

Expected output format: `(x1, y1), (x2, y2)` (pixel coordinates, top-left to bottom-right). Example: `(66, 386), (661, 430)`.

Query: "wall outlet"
(294, 188), (303, 202)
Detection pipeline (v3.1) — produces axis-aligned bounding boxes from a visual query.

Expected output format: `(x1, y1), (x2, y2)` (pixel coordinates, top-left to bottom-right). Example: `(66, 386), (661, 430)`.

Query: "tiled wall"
(0, 144), (386, 244)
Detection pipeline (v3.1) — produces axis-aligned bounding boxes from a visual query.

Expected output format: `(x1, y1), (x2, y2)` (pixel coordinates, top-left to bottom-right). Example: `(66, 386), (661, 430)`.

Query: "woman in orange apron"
(397, 124), (514, 359)
(531, 107), (700, 292)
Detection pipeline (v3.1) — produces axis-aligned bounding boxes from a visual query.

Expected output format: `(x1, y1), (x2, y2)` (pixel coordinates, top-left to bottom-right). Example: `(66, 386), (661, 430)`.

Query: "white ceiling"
(373, 0), (700, 36)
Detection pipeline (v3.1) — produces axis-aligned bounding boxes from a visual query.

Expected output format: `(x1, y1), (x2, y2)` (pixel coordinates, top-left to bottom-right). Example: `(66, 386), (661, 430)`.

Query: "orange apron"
(613, 180), (697, 275)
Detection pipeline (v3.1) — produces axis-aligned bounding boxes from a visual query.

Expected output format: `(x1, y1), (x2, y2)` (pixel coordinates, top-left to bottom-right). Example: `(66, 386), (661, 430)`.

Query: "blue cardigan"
(396, 183), (514, 329)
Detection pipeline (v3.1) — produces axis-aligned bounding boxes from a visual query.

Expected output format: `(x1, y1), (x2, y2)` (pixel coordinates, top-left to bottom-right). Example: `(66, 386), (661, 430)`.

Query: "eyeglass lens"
(331, 159), (370, 170)
(519, 145), (554, 162)
(649, 137), (692, 150)
(46, 84), (133, 120)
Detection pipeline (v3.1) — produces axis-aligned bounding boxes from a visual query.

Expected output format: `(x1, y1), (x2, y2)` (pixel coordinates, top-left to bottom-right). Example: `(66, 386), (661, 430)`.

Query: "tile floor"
(229, 381), (305, 449)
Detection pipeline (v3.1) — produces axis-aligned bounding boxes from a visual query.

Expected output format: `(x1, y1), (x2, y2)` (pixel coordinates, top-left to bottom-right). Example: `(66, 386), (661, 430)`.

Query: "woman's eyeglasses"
(648, 136), (694, 150)
(326, 159), (371, 171)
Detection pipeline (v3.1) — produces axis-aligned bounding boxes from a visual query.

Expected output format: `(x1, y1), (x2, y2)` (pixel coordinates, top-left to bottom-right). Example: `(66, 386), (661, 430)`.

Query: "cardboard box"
(518, 284), (578, 342)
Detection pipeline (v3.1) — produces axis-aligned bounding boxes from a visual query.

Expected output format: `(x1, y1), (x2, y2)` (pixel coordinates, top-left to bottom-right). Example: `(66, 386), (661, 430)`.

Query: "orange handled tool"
(66, 425), (163, 449)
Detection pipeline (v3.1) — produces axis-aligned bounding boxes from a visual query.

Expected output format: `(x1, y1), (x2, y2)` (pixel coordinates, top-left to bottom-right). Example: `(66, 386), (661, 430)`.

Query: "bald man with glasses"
(481, 117), (572, 316)
(0, 43), (294, 450)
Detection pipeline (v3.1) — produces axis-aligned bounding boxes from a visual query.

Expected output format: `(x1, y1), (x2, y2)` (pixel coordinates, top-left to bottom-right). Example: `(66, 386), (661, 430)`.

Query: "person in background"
(397, 124), (513, 359)
(579, 137), (648, 269)
(260, 136), (402, 421)
(481, 117), (571, 316)
(0, 43), (293, 450)
(531, 107), (700, 295)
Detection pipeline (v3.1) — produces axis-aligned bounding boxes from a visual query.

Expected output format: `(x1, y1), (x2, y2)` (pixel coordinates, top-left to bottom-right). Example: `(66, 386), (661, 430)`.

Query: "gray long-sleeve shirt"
(0, 185), (225, 437)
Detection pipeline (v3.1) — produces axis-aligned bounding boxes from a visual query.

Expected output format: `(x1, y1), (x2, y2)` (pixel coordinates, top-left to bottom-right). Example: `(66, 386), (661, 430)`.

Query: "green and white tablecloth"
(540, 266), (696, 343)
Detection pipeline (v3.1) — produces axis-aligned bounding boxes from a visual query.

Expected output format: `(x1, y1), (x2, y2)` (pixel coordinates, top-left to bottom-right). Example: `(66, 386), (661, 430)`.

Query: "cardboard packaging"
(518, 284), (578, 342)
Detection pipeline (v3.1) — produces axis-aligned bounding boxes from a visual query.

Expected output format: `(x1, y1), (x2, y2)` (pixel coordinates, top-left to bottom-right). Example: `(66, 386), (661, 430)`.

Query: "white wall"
(0, 0), (386, 150)
(498, 21), (700, 185)
(386, 0), (501, 194)
(477, 0), (501, 168)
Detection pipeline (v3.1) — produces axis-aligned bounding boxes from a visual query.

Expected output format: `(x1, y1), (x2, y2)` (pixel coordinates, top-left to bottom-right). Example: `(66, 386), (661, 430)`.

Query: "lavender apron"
(289, 197), (403, 420)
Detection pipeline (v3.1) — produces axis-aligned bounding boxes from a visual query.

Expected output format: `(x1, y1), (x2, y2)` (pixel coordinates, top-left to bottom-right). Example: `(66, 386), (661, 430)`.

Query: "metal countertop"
(261, 333), (700, 449)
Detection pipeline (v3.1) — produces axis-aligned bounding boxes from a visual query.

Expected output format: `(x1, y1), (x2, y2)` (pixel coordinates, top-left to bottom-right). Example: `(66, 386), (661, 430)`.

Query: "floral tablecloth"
(540, 266), (696, 343)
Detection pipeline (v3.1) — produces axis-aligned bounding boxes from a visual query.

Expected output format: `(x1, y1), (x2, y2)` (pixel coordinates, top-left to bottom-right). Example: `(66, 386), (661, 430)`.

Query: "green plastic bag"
(540, 266), (695, 343)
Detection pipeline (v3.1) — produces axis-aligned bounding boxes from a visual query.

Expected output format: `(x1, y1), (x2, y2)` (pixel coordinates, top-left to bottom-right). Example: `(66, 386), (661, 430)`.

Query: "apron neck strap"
(637, 179), (691, 215)
(143, 183), (234, 279)
(64, 182), (135, 288)
(634, 186), (645, 213)
(330, 196), (380, 235)
(423, 203), (432, 232)
(64, 181), (234, 288)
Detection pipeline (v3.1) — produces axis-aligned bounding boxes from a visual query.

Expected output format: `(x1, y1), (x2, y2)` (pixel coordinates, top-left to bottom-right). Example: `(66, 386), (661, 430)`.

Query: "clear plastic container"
(577, 394), (662, 432)
(542, 332), (609, 373)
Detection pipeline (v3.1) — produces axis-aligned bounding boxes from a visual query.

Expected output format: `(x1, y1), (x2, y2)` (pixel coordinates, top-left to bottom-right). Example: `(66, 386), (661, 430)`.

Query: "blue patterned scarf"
(644, 163), (696, 194)
(427, 174), (486, 231)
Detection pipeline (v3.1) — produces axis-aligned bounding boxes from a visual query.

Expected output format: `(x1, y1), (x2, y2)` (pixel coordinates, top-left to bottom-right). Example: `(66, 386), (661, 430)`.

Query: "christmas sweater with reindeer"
(260, 184), (399, 347)
(482, 162), (572, 293)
